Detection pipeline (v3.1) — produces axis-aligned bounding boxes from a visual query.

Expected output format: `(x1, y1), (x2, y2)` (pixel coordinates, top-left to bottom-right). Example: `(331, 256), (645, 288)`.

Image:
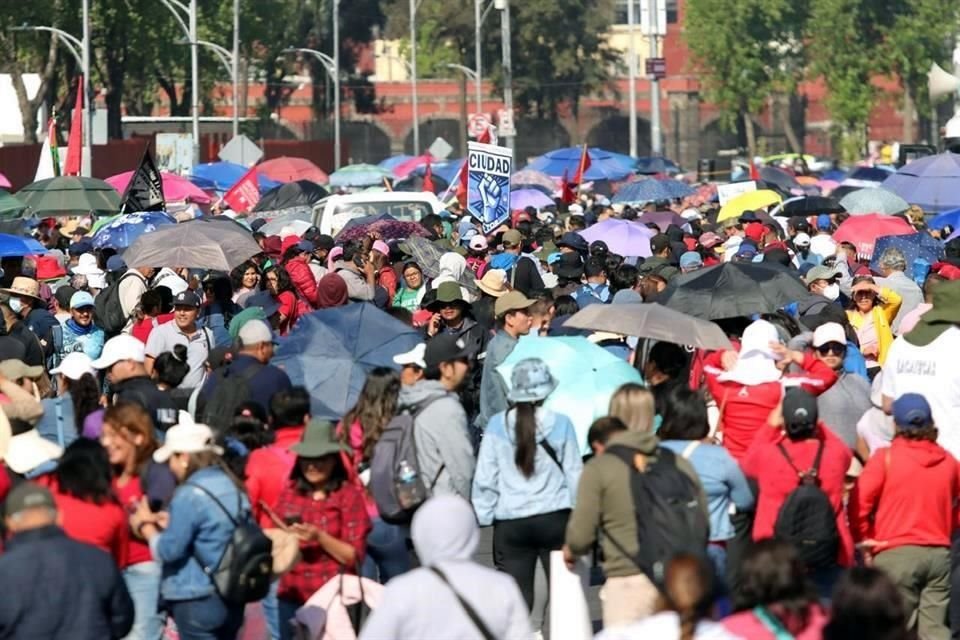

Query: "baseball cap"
(469, 235), (488, 251)
(106, 255), (127, 273)
(793, 232), (811, 247)
(817, 214), (832, 230)
(739, 210), (760, 222)
(698, 232), (723, 249)
(557, 232), (588, 253)
(744, 222), (764, 243)
(394, 343), (427, 369)
(812, 322), (846, 348)
(237, 319), (276, 346)
(679, 251), (703, 270)
(69, 291), (95, 309)
(4, 483), (57, 518)
(50, 352), (96, 381)
(502, 229), (523, 247)
(892, 393), (933, 429)
(153, 411), (224, 463)
(424, 334), (475, 368)
(494, 290), (536, 318)
(568, 203), (584, 216)
(782, 388), (819, 429)
(296, 239), (315, 253)
(92, 334), (147, 369)
(173, 290), (201, 308)
(372, 240), (390, 256)
(0, 359), (44, 381)
(802, 265), (840, 285)
(311, 234), (336, 251)
(650, 234), (671, 255)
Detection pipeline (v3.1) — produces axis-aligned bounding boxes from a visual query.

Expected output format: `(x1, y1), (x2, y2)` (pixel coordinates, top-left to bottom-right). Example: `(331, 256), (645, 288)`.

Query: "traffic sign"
(497, 108), (516, 138)
(218, 134), (263, 167)
(468, 113), (491, 139)
(646, 57), (667, 80)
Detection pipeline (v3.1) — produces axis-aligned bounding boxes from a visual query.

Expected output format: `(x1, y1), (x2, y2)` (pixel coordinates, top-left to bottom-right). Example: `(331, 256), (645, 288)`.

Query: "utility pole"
(498, 0), (513, 150)
(409, 0), (420, 154)
(333, 0), (341, 168)
(232, 0), (239, 137)
(649, 0), (662, 155)
(81, 0), (92, 176)
(190, 0), (200, 164)
(627, 0), (637, 158)
(474, 0), (483, 115)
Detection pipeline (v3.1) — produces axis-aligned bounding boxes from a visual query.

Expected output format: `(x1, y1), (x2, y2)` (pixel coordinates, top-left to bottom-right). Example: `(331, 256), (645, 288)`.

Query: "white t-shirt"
(595, 611), (743, 640)
(882, 327), (960, 458)
(809, 233), (837, 260)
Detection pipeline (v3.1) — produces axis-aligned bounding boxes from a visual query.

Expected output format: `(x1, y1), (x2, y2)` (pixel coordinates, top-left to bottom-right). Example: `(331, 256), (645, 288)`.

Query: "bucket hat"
(426, 281), (469, 311)
(291, 419), (351, 458)
(476, 269), (508, 298)
(507, 358), (558, 403)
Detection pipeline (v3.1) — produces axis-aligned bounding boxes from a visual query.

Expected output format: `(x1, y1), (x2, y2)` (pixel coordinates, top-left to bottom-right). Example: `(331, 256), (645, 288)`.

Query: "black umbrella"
(252, 180), (328, 212)
(393, 174), (449, 195)
(654, 262), (809, 320)
(775, 195), (845, 217)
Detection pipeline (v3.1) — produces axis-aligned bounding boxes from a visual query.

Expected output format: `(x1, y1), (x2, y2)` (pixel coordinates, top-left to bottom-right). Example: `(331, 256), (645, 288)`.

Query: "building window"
(613, 0), (678, 26)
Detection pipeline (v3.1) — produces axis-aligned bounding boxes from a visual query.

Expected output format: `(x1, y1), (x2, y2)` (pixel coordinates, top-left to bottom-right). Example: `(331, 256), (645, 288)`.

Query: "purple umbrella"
(635, 210), (688, 232)
(510, 188), (554, 210)
(578, 219), (655, 257)
(882, 152), (960, 213)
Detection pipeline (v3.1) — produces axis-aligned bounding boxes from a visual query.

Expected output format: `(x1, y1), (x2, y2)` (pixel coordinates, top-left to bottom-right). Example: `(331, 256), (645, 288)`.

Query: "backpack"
(604, 445), (709, 586)
(95, 272), (140, 336)
(202, 362), (264, 434)
(369, 394), (449, 524)
(189, 482), (273, 605)
(772, 440), (839, 569)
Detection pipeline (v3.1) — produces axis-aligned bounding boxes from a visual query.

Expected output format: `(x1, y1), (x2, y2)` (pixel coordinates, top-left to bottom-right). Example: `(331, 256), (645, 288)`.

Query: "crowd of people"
(0, 192), (959, 640)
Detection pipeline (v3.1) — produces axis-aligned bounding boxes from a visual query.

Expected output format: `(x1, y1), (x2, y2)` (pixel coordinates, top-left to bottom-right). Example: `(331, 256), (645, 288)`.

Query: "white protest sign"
(717, 180), (757, 206)
(467, 141), (512, 233)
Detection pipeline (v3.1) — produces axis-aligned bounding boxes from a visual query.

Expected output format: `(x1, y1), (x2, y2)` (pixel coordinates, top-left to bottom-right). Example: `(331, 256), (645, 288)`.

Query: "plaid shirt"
(275, 480), (371, 603)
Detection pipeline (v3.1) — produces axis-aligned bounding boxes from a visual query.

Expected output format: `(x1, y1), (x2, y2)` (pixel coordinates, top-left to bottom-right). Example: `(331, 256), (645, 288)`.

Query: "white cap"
(72, 253), (104, 276)
(568, 203), (584, 216)
(153, 411), (224, 463)
(794, 232), (811, 247)
(813, 322), (847, 348)
(681, 207), (703, 220)
(279, 225), (299, 240)
(4, 430), (62, 475)
(238, 319), (275, 346)
(92, 334), (146, 369)
(469, 235), (488, 251)
(50, 352), (96, 380)
(393, 343), (426, 369)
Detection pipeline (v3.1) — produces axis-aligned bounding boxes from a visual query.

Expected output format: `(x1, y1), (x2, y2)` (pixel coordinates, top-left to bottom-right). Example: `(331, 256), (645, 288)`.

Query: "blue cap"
(296, 240), (315, 253)
(679, 251), (703, 270)
(817, 214), (831, 230)
(69, 291), (95, 309)
(68, 239), (94, 256)
(735, 241), (758, 258)
(106, 255), (127, 272)
(892, 393), (933, 429)
(173, 290), (201, 308)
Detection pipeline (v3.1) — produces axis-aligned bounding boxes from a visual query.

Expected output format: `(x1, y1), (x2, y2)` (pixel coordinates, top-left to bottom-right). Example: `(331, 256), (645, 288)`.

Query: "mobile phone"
(284, 515), (303, 526)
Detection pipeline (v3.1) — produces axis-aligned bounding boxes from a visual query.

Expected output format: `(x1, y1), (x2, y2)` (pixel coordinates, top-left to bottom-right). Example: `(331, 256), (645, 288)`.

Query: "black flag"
(120, 148), (166, 213)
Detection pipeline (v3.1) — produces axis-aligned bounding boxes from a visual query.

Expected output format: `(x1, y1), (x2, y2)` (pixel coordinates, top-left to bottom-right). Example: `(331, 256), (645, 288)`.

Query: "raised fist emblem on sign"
(478, 174), (505, 224)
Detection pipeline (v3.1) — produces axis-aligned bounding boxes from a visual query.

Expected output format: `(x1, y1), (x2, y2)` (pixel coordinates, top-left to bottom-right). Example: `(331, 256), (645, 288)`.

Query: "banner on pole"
(467, 141), (512, 233)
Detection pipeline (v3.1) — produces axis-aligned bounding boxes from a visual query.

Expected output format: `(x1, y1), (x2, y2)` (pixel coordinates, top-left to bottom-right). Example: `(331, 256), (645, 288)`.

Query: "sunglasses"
(816, 342), (846, 356)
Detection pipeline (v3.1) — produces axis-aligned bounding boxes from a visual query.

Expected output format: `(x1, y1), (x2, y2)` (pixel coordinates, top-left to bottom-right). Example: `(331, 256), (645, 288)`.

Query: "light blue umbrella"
(498, 336), (643, 452)
(525, 147), (634, 181)
(839, 187), (910, 215)
(328, 164), (391, 188)
(613, 179), (693, 204)
(91, 211), (177, 250)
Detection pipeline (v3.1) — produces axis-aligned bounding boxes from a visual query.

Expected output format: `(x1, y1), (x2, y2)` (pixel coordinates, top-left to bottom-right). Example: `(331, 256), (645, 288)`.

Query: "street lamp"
(283, 47), (341, 170)
(409, 0), (420, 154)
(446, 63), (481, 114)
(496, 0), (514, 150)
(10, 22), (92, 177)
(176, 38), (238, 136)
(158, 0), (199, 165)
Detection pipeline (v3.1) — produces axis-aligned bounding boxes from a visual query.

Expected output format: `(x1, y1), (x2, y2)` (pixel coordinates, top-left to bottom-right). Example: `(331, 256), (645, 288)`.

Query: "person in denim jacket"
(130, 411), (248, 640)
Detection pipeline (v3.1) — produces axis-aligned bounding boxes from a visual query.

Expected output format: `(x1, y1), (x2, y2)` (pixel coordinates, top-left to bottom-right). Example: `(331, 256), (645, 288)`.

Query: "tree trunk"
(8, 25), (60, 144)
(744, 114), (757, 158)
(780, 95), (803, 154)
(901, 85), (916, 143)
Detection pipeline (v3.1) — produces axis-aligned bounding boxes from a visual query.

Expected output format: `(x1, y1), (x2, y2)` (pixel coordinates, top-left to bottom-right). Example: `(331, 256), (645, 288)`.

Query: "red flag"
(63, 76), (83, 176)
(456, 158), (468, 208)
(223, 166), (261, 213)
(560, 169), (576, 204)
(749, 158), (760, 181)
(477, 125), (492, 145)
(573, 144), (591, 185)
(422, 158), (435, 193)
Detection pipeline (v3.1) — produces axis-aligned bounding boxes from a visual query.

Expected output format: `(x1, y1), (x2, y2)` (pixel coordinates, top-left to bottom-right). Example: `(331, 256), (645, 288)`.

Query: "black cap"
(650, 234), (671, 254)
(557, 231), (588, 253)
(4, 482), (56, 518)
(424, 334), (475, 368)
(249, 218), (268, 232)
(783, 388), (818, 430)
(589, 240), (609, 256)
(0, 336), (26, 362)
(173, 290), (202, 308)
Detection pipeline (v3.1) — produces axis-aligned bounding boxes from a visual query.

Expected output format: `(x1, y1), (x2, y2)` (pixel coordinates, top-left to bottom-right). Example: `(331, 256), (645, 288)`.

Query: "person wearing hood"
(472, 358), (582, 612)
(490, 229), (543, 297)
(316, 272), (349, 308)
(637, 234), (679, 282)
(564, 385), (707, 629)
(359, 495), (532, 640)
(849, 393), (959, 640)
(396, 334), (476, 500)
(332, 241), (376, 302)
(429, 252), (476, 303)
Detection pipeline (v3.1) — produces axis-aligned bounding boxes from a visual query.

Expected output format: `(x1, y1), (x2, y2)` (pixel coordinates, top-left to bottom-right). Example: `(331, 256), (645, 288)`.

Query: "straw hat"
(476, 269), (509, 298)
(0, 276), (43, 303)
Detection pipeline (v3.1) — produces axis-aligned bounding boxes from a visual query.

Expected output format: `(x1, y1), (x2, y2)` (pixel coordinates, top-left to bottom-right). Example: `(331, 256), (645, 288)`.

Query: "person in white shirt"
(809, 214), (837, 261)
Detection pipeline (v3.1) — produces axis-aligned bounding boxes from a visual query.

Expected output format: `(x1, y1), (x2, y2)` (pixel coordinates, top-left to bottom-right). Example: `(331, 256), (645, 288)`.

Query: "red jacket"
(377, 266), (398, 301)
(285, 258), (319, 308)
(245, 426), (306, 528)
(849, 438), (960, 552)
(741, 424), (854, 567)
(37, 476), (129, 567)
(703, 350), (837, 462)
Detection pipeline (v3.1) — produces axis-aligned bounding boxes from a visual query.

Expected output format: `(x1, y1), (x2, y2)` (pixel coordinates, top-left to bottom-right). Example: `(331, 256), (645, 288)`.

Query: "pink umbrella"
(0, 172), (11, 189)
(392, 154), (433, 179)
(832, 213), (915, 259)
(106, 171), (212, 204)
(258, 157), (329, 185)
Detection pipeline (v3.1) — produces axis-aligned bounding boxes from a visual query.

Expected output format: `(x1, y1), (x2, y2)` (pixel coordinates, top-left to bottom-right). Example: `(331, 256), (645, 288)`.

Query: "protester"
(1, 276), (59, 358)
(264, 265), (306, 335)
(333, 241), (376, 302)
(118, 266), (155, 334)
(282, 239), (320, 309)
(392, 260), (427, 312)
(478, 290), (535, 428)
(608, 382), (656, 433)
(230, 260), (261, 305)
(497, 229), (544, 296)
(371, 239), (398, 300)
(93, 334), (178, 433)
(847, 276), (902, 371)
(0, 300), (46, 367)
(586, 416), (627, 458)
(875, 247), (923, 332)
(822, 567), (911, 640)
(60, 290), (105, 359)
(392, 342), (426, 387)
(131, 288), (174, 345)
(144, 290), (212, 390)
(36, 351), (100, 446)
(898, 271), (941, 334)
(199, 275), (241, 348)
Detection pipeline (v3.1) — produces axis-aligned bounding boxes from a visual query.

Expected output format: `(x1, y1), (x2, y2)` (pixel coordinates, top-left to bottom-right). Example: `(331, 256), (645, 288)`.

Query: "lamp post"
(648, 0), (662, 155)
(627, 0), (637, 158)
(446, 63), (480, 114)
(283, 47), (340, 170)
(232, 0), (239, 137)
(158, 0), (199, 165)
(177, 39), (237, 137)
(11, 23), (91, 176)
(496, 0), (514, 150)
(474, 0), (483, 115)
(409, 0), (420, 154)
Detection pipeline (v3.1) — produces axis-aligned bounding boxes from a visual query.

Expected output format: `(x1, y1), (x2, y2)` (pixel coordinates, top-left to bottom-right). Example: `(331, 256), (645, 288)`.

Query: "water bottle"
(912, 257), (931, 287)
(395, 460), (422, 509)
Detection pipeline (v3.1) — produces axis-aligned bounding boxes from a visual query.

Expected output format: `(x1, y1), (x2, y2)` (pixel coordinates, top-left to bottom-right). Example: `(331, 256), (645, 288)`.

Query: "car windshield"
(330, 200), (431, 221)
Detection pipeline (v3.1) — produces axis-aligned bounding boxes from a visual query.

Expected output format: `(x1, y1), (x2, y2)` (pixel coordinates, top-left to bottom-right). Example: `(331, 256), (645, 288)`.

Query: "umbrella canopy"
(759, 166), (800, 191)
(256, 210), (314, 237)
(329, 164), (391, 188)
(603, 149), (639, 172)
(258, 156), (329, 185)
(838, 187), (909, 216)
(578, 219), (655, 257)
(393, 174), (449, 194)
(336, 213), (432, 243)
(773, 195), (844, 217)
(511, 188), (554, 210)
(928, 207), (960, 231)
(635, 157), (681, 175)
(612, 179), (689, 205)
(0, 173), (10, 189)
(882, 152), (960, 213)
(16, 176), (121, 216)
(635, 210), (688, 232)
(253, 180), (328, 212)
(400, 236), (478, 293)
(273, 303), (422, 420)
(0, 191), (28, 219)
(869, 233), (945, 279)
(498, 336), (643, 450)
(832, 214), (915, 259)
(0, 234), (46, 257)
(510, 169), (557, 193)
(91, 211), (177, 250)
(189, 162), (281, 192)
(525, 147), (634, 182)
(391, 154), (433, 179)
(105, 170), (212, 204)
(413, 159), (463, 185)
(564, 302), (732, 350)
(123, 218), (261, 271)
(378, 155), (414, 171)
(717, 189), (783, 222)
(655, 262), (809, 320)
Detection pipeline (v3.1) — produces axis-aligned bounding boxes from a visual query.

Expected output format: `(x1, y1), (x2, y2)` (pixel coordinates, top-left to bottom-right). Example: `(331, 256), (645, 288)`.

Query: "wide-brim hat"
(476, 269), (509, 298)
(426, 281), (469, 311)
(4, 429), (63, 475)
(0, 276), (43, 303)
(291, 419), (351, 458)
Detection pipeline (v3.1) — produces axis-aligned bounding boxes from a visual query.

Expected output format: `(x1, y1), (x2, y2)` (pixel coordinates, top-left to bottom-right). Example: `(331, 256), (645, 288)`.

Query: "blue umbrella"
(273, 303), (423, 420)
(612, 179), (692, 204)
(842, 166), (894, 187)
(601, 149), (639, 172)
(525, 147), (634, 181)
(869, 233), (944, 279)
(91, 211), (177, 250)
(189, 161), (281, 192)
(635, 156), (681, 175)
(510, 188), (554, 210)
(929, 207), (960, 231)
(413, 158), (463, 185)
(378, 155), (414, 171)
(821, 168), (847, 182)
(882, 153), (960, 213)
(0, 234), (45, 257)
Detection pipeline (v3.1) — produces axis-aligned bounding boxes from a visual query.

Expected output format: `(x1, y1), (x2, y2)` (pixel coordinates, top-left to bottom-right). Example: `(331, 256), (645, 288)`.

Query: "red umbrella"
(391, 153), (432, 179)
(258, 157), (329, 185)
(832, 213), (915, 259)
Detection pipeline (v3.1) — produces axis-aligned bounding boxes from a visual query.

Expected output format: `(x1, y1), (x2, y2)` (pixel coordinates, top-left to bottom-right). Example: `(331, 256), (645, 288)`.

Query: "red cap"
(744, 222), (764, 243)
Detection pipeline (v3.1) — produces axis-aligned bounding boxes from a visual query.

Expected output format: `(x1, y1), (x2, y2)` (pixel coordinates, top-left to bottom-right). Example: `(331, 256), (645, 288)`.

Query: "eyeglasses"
(816, 342), (846, 356)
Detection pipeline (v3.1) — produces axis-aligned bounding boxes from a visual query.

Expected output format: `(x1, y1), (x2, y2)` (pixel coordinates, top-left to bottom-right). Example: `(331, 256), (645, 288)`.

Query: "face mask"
(822, 283), (840, 301)
(9, 298), (21, 314)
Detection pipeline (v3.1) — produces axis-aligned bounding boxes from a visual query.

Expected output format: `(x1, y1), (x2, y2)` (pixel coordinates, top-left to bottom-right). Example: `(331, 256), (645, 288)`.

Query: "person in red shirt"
(274, 419), (370, 640)
(371, 240), (399, 301)
(265, 266), (308, 336)
(282, 240), (320, 309)
(849, 393), (960, 640)
(741, 388), (853, 598)
(131, 288), (175, 345)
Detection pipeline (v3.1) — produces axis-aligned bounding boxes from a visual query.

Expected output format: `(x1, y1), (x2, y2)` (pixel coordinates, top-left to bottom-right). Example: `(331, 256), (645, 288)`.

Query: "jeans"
(277, 598), (302, 640)
(492, 509), (570, 611)
(362, 517), (411, 583)
(261, 580), (280, 640)
(123, 560), (165, 640)
(168, 593), (244, 640)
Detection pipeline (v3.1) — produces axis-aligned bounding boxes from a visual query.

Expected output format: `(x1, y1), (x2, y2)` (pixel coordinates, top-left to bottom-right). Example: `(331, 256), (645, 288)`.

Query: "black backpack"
(604, 445), (709, 586)
(95, 272), (140, 336)
(202, 363), (263, 434)
(773, 440), (839, 569)
(189, 483), (273, 605)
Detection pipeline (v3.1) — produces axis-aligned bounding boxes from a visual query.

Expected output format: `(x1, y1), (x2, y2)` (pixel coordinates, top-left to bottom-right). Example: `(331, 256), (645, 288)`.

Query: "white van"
(312, 191), (445, 237)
